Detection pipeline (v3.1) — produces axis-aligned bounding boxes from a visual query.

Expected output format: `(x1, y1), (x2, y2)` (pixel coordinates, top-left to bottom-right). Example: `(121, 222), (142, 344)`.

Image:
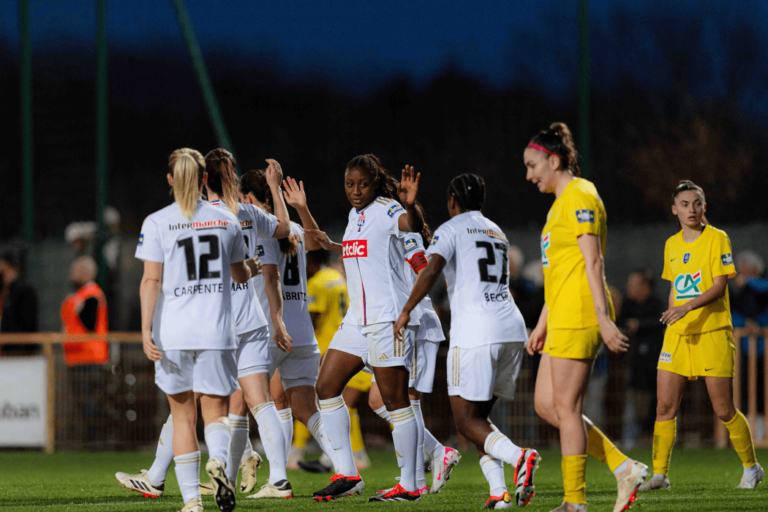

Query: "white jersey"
(253, 222), (317, 347)
(402, 232), (445, 343)
(342, 196), (418, 326)
(210, 200), (277, 335)
(135, 199), (247, 351)
(427, 210), (526, 348)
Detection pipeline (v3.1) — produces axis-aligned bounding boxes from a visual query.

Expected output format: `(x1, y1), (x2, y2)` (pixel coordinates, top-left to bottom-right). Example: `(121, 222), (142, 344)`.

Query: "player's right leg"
(115, 413), (172, 497)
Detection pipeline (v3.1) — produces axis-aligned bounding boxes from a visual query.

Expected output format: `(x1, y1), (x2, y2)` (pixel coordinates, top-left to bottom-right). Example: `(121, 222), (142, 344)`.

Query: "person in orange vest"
(61, 256), (108, 366)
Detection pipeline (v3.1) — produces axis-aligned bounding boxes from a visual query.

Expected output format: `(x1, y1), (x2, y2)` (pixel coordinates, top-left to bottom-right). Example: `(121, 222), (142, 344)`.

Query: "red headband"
(528, 142), (560, 157)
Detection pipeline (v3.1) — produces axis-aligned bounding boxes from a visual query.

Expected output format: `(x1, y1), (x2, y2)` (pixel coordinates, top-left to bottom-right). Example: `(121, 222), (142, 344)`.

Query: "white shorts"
(447, 342), (524, 402)
(328, 322), (372, 372)
(155, 349), (237, 396)
(365, 322), (416, 371)
(416, 308), (445, 343)
(269, 345), (322, 389)
(236, 326), (272, 379)
(410, 340), (440, 393)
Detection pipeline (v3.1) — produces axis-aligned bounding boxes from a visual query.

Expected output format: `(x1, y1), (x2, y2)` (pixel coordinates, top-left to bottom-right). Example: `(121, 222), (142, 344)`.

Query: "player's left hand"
(265, 159), (284, 189)
(393, 311), (410, 340)
(660, 304), (690, 326)
(282, 177), (307, 210)
(397, 165), (421, 206)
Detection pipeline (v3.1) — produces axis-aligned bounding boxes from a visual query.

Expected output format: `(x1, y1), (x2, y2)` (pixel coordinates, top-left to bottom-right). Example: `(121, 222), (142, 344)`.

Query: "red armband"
(406, 251), (428, 274)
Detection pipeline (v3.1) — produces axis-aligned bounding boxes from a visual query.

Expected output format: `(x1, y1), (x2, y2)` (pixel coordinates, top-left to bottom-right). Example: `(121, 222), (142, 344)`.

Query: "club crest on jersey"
(357, 213), (366, 232)
(138, 234), (144, 246)
(541, 232), (551, 267)
(403, 238), (418, 254)
(722, 253), (733, 265)
(255, 245), (265, 257)
(342, 240), (368, 258)
(575, 209), (595, 223)
(387, 204), (404, 218)
(674, 271), (702, 301)
(683, 252), (690, 264)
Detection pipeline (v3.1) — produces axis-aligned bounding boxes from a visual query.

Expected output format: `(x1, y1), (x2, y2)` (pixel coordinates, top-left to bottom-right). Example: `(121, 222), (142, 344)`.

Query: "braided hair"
(345, 154), (431, 245)
(239, 169), (299, 256)
(529, 122), (581, 176)
(448, 173), (486, 211)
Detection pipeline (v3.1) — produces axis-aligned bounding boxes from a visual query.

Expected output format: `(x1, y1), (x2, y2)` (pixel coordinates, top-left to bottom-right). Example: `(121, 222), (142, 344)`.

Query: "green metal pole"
(578, 0), (591, 180)
(171, 0), (234, 152)
(20, 0), (33, 243)
(96, 0), (108, 288)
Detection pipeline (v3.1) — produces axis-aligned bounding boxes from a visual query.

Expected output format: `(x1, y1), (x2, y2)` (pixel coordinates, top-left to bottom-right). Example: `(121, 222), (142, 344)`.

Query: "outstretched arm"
(394, 254), (446, 335)
(266, 159), (291, 239)
(306, 229), (343, 254)
(283, 177), (321, 251)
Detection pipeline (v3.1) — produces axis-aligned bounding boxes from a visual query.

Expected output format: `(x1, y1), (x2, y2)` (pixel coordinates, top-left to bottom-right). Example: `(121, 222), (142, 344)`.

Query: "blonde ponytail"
(169, 148), (206, 220)
(204, 148), (240, 216)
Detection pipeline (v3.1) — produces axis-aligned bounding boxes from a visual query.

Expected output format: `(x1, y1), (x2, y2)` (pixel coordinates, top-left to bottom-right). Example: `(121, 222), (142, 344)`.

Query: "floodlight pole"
(20, 0), (33, 243)
(578, 0), (591, 180)
(96, 0), (109, 289)
(171, 0), (234, 153)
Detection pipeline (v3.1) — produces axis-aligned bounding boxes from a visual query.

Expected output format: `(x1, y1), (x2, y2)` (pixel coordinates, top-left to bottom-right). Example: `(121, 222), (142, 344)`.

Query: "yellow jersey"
(661, 225), (736, 335)
(541, 178), (614, 330)
(307, 267), (349, 353)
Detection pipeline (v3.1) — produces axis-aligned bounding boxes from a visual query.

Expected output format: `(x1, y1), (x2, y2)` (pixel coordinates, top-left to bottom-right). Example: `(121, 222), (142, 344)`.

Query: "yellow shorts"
(543, 326), (603, 360)
(346, 370), (373, 392)
(658, 328), (735, 379)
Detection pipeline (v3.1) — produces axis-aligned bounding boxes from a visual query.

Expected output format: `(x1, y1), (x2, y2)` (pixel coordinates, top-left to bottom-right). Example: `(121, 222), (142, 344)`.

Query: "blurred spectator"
(64, 221), (97, 255)
(0, 251), (39, 355)
(618, 269), (665, 440)
(61, 256), (109, 445)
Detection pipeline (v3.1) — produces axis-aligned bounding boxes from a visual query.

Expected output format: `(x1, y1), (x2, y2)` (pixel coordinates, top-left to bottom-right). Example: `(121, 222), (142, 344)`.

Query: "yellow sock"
(652, 418), (676, 476)
(562, 454), (587, 505)
(293, 420), (311, 450)
(724, 410), (757, 468)
(586, 424), (627, 472)
(349, 407), (365, 452)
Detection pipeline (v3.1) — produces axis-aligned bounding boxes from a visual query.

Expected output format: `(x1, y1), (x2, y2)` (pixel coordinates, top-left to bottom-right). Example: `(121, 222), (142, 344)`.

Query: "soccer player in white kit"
(369, 228), (460, 495)
(237, 169), (337, 498)
(135, 148), (262, 512)
(307, 154), (425, 503)
(394, 173), (541, 510)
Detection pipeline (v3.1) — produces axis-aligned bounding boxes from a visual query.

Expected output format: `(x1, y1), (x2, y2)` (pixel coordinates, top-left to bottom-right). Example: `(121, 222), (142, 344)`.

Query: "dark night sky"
(2, 0), (767, 122)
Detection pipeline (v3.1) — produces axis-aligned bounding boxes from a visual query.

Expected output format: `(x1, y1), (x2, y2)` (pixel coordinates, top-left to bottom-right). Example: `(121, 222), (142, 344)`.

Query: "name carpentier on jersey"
(174, 281), (252, 297)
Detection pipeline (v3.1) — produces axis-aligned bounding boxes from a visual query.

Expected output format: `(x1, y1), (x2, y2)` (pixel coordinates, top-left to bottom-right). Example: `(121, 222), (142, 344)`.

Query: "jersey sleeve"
(661, 239), (673, 281)
(259, 236), (280, 266)
(568, 190), (602, 238)
(135, 216), (163, 262)
(382, 200), (407, 236)
(251, 205), (279, 239)
(307, 276), (327, 314)
(230, 222), (247, 263)
(403, 235), (428, 274)
(711, 231), (736, 279)
(426, 224), (456, 263)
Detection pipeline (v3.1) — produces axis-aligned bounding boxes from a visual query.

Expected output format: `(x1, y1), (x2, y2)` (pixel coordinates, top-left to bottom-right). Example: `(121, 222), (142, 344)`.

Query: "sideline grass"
(0, 449), (766, 510)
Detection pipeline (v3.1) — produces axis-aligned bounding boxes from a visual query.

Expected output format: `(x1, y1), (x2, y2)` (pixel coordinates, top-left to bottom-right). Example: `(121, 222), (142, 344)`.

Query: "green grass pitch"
(0, 449), (766, 511)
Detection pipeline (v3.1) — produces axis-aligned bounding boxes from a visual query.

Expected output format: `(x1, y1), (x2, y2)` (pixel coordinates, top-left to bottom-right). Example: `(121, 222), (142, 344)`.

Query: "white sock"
(483, 431), (523, 467)
(228, 414), (249, 482)
(147, 414), (174, 485)
(278, 408), (293, 458)
(480, 454), (507, 496)
(307, 411), (337, 471)
(390, 406), (418, 493)
(373, 405), (393, 427)
(251, 401), (288, 484)
(319, 396), (357, 476)
(243, 435), (254, 460)
(411, 400), (427, 489)
(204, 422), (231, 465)
(744, 465), (761, 478)
(174, 451), (201, 503)
(423, 426), (443, 460)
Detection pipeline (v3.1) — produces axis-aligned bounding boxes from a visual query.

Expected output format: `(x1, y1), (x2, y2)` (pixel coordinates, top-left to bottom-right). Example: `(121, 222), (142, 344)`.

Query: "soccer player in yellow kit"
(290, 251), (373, 471)
(640, 180), (762, 491)
(524, 123), (648, 512)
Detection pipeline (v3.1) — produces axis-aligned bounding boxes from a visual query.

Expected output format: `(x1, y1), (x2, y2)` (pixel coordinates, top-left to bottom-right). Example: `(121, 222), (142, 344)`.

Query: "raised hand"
(282, 177), (307, 210)
(265, 159), (284, 189)
(397, 165), (421, 206)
